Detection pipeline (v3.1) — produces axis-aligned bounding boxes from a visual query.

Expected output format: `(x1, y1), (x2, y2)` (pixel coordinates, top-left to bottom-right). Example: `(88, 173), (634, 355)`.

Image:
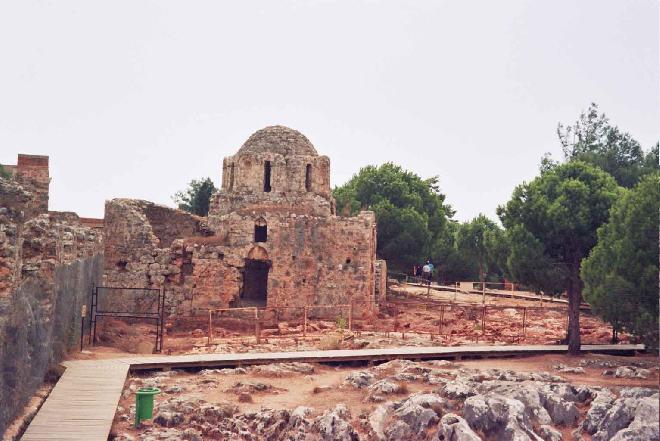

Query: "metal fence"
(89, 286), (165, 352)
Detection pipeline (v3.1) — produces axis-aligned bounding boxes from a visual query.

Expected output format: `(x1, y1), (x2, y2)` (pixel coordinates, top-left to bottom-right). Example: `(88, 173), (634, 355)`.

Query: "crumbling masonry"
(0, 155), (103, 434)
(103, 126), (386, 316)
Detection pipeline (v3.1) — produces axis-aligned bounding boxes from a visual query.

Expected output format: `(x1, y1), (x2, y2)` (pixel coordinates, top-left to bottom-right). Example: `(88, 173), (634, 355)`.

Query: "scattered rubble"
(111, 356), (659, 440)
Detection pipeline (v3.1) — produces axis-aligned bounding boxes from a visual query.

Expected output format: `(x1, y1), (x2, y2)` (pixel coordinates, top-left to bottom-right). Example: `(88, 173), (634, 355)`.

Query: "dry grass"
(318, 335), (342, 350)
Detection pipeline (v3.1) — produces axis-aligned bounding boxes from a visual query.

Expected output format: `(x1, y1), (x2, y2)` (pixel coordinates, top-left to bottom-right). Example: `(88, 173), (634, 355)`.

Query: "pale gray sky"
(1, 1), (658, 221)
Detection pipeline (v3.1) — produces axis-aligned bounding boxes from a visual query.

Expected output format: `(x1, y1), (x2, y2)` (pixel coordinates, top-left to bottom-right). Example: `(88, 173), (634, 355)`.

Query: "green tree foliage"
(0, 164), (11, 180)
(505, 225), (565, 295)
(581, 173), (660, 347)
(498, 161), (620, 353)
(173, 177), (218, 216)
(431, 221), (479, 283)
(333, 163), (453, 271)
(454, 214), (505, 283)
(557, 103), (659, 187)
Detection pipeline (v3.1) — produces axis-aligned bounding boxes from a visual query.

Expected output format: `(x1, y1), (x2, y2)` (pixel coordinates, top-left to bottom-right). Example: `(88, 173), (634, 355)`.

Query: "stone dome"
(237, 125), (318, 157)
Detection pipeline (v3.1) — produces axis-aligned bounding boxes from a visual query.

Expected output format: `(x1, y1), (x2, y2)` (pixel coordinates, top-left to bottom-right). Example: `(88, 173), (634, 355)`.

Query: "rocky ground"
(110, 354), (658, 441)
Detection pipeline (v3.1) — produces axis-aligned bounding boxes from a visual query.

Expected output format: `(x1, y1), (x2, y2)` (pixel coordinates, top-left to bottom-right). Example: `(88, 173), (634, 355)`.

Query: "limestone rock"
(344, 371), (376, 388)
(538, 425), (563, 441)
(464, 394), (542, 441)
(593, 393), (659, 441)
(289, 406), (314, 428)
(314, 404), (358, 441)
(392, 393), (444, 434)
(434, 413), (481, 441)
(369, 379), (400, 394)
(441, 380), (477, 399)
(154, 411), (184, 427)
(583, 389), (615, 434)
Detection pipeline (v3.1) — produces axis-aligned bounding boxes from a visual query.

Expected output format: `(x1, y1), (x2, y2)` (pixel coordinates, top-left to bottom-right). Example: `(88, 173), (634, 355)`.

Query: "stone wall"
(375, 259), (388, 304)
(102, 126), (383, 318)
(0, 173), (103, 437)
(1, 154), (50, 215)
(102, 199), (214, 313)
(0, 255), (103, 436)
(103, 202), (379, 317)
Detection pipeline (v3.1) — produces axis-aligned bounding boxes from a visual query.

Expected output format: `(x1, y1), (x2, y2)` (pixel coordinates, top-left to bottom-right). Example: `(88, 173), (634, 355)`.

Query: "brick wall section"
(7, 154), (50, 215)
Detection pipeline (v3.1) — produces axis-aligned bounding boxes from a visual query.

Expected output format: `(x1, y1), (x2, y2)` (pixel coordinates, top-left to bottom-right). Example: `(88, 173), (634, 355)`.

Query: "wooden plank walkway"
(21, 361), (129, 441)
(123, 343), (644, 370)
(20, 343), (644, 440)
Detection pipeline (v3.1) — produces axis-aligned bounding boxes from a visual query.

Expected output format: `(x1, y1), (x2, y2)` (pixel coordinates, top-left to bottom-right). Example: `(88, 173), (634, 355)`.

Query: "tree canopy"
(581, 173), (660, 347)
(0, 164), (11, 180)
(557, 103), (659, 188)
(498, 161), (620, 353)
(333, 163), (453, 271)
(173, 177), (218, 216)
(454, 214), (505, 283)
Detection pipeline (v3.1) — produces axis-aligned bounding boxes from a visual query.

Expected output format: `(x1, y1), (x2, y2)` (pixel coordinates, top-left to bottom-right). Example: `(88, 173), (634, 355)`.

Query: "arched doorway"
(240, 246), (271, 307)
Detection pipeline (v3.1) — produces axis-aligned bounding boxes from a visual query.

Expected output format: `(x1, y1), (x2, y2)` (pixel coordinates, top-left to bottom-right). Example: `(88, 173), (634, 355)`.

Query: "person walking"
(422, 262), (431, 285)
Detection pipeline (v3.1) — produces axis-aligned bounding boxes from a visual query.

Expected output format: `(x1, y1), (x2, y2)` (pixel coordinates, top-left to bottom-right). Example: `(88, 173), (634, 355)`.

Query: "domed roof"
(237, 125), (318, 157)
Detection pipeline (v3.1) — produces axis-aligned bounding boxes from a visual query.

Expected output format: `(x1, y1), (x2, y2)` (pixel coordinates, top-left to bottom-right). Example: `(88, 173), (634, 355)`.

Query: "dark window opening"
(305, 164), (312, 192)
(345, 258), (352, 264)
(229, 163), (235, 190)
(240, 259), (271, 307)
(254, 217), (267, 242)
(116, 260), (128, 271)
(264, 161), (272, 192)
(255, 225), (267, 242)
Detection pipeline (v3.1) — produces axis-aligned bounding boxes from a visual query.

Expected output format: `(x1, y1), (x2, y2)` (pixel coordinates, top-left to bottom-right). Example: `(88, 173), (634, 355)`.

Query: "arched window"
(229, 163), (235, 190)
(254, 217), (267, 242)
(263, 161), (272, 192)
(305, 164), (312, 192)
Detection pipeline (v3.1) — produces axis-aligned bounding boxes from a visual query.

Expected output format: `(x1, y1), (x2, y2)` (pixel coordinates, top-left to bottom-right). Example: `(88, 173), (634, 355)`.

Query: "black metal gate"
(89, 286), (165, 352)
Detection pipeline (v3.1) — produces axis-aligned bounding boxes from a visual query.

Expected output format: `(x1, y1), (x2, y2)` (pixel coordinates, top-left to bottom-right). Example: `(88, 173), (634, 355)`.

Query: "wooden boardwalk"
(20, 343), (644, 440)
(21, 361), (129, 441)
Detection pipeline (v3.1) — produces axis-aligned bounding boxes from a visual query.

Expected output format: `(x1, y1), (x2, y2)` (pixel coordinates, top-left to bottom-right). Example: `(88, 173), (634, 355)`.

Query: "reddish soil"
(90, 283), (625, 357)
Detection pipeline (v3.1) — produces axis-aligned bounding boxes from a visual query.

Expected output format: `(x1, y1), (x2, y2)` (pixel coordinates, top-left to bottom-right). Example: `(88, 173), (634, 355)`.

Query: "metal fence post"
(348, 303), (353, 332)
(482, 306), (486, 337)
(207, 310), (213, 346)
(254, 307), (260, 344)
(303, 306), (308, 337)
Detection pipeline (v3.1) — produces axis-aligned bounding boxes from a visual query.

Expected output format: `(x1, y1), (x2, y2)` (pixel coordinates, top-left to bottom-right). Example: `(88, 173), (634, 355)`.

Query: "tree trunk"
(566, 258), (581, 354)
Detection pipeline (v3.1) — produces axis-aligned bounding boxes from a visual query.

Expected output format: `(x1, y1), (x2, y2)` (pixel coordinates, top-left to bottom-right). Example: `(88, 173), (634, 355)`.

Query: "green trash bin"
(135, 387), (161, 427)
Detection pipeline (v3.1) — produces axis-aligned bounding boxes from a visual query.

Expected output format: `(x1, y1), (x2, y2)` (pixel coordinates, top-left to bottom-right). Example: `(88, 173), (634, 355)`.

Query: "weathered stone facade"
(1, 154), (50, 217)
(103, 126), (381, 316)
(0, 159), (104, 435)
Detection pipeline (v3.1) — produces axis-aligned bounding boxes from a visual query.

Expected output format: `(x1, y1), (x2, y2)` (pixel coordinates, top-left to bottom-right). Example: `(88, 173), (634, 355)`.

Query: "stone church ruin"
(103, 126), (387, 318)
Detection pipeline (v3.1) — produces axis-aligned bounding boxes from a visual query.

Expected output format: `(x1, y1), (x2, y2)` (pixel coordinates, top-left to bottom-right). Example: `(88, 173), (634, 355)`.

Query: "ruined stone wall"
(185, 211), (378, 315)
(1, 154), (50, 215)
(0, 255), (103, 437)
(103, 199), (378, 316)
(375, 259), (388, 304)
(102, 126), (382, 319)
(102, 199), (214, 313)
(0, 174), (103, 436)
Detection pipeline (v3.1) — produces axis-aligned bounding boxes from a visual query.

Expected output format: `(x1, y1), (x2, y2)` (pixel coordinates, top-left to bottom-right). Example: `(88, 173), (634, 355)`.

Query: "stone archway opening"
(240, 259), (271, 307)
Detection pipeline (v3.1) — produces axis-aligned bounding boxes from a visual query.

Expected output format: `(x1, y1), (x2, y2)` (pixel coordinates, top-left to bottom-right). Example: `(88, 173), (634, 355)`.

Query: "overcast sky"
(1, 1), (658, 222)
